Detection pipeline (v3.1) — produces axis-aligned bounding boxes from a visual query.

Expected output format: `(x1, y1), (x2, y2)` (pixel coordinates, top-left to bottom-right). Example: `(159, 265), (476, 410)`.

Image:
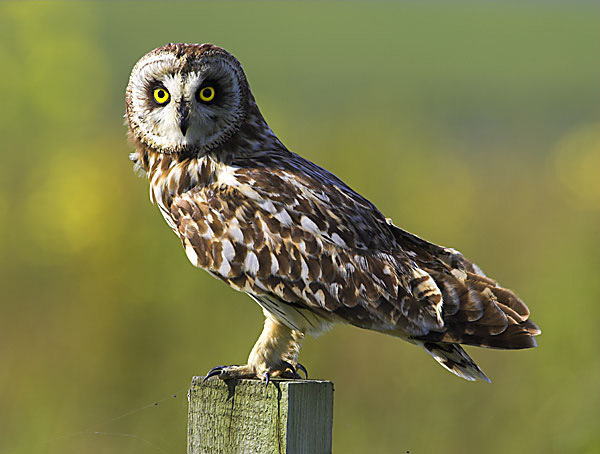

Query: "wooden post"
(188, 377), (334, 454)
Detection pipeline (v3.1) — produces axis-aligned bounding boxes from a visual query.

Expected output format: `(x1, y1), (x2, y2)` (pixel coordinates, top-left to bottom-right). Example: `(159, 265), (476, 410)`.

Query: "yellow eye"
(198, 86), (215, 103)
(153, 87), (170, 105)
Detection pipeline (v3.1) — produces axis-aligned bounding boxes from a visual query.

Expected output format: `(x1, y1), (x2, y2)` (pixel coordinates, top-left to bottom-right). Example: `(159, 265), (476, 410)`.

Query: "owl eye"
(153, 87), (170, 105)
(197, 86), (215, 103)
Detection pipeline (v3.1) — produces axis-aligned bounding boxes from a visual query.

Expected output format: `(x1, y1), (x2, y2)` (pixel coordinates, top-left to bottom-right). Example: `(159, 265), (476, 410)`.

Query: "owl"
(126, 43), (540, 383)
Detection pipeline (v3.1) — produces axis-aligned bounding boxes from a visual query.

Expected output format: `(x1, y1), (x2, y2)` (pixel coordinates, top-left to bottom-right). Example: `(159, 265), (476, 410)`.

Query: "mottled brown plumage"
(126, 43), (540, 382)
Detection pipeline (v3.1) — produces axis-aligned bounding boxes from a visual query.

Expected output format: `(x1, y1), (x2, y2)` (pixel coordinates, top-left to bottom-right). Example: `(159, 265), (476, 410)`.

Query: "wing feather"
(389, 226), (540, 349)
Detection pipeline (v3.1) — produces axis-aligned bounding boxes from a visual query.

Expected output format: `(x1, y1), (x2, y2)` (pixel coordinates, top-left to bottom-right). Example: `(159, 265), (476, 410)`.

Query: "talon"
(281, 360), (296, 376)
(296, 363), (308, 379)
(202, 365), (232, 383)
(202, 370), (221, 383)
(264, 372), (270, 387)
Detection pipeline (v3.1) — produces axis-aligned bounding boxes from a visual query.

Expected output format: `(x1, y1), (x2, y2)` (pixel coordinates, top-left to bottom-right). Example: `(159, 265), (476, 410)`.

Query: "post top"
(191, 376), (334, 387)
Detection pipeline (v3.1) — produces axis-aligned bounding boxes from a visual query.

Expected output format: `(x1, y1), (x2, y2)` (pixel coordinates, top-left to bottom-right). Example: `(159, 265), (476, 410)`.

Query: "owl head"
(126, 43), (254, 155)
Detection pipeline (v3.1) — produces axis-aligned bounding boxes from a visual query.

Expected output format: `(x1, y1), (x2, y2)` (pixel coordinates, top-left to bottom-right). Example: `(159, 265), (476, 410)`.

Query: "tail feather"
(415, 340), (491, 383)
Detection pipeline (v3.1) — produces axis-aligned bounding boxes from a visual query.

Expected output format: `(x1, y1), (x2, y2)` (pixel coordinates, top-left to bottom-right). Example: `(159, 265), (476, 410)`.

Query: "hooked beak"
(178, 100), (190, 136)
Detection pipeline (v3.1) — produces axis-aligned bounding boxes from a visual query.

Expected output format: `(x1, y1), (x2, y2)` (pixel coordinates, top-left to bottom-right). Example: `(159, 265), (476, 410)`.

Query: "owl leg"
(203, 315), (306, 382)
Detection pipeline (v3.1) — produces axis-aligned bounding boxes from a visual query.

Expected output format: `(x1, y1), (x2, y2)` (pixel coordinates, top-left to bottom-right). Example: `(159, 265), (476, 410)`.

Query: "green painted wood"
(188, 377), (334, 454)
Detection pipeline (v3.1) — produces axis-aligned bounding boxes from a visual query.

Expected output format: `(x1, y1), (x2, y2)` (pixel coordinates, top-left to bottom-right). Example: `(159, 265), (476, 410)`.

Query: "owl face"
(126, 44), (249, 155)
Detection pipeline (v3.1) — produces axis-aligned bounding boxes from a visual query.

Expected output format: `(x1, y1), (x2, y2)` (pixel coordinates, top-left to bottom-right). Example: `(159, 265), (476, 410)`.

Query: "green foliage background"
(1, 2), (599, 453)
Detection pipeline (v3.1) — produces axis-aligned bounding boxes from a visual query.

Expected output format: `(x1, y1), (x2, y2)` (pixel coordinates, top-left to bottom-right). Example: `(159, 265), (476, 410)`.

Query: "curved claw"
(280, 361), (297, 377)
(202, 365), (229, 383)
(296, 363), (309, 379)
(279, 361), (308, 379)
(207, 365), (227, 374)
(264, 372), (270, 387)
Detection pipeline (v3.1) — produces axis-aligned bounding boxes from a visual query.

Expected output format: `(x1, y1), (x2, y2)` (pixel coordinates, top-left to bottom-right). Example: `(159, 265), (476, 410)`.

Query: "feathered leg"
(203, 314), (305, 382)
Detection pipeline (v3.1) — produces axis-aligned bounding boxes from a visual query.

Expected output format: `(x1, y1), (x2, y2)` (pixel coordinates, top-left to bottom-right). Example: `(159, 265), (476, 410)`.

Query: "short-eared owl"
(126, 43), (540, 383)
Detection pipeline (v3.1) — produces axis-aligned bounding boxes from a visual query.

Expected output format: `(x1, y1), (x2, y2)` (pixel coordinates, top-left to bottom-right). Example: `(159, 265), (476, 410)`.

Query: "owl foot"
(202, 361), (304, 384)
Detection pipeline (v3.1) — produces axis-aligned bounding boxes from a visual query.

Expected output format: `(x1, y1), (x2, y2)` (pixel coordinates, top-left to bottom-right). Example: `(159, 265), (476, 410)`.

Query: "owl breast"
(147, 153), (336, 335)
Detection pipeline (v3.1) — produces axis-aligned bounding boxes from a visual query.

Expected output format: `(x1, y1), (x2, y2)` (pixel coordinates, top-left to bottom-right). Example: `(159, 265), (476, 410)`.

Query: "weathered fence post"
(188, 377), (334, 454)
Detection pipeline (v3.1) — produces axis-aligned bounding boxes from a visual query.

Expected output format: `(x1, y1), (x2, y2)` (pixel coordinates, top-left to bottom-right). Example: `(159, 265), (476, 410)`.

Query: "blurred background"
(1, 1), (599, 453)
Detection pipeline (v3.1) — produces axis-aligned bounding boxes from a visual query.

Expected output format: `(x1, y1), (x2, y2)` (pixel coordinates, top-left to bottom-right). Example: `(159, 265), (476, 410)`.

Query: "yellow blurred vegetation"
(555, 124), (600, 210)
(1, 2), (599, 454)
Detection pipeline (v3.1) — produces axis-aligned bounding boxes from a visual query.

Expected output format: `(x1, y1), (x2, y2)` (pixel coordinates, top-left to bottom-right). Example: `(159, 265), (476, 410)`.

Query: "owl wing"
(170, 150), (539, 351)
(388, 226), (541, 349)
(169, 152), (449, 338)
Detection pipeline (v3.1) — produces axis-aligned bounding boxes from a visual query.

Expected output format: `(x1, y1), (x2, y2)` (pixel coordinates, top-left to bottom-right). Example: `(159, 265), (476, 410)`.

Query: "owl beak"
(178, 101), (190, 136)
